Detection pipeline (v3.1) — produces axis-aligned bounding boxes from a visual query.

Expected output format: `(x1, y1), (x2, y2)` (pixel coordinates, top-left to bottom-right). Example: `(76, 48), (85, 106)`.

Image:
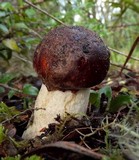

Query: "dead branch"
(109, 47), (139, 62)
(110, 62), (133, 72)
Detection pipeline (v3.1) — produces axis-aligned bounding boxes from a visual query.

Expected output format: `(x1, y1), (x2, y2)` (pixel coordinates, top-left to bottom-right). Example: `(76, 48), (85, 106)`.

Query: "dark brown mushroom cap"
(33, 26), (110, 91)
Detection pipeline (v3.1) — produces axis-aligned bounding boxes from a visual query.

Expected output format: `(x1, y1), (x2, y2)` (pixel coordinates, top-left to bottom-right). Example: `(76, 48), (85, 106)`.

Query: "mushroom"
(22, 26), (110, 139)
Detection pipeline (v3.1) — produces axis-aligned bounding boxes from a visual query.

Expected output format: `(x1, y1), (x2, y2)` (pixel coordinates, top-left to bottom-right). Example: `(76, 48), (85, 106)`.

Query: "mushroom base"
(22, 84), (90, 139)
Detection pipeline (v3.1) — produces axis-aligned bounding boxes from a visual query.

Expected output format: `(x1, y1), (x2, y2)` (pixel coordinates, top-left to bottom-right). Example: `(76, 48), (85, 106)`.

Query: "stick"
(109, 47), (139, 62)
(24, 0), (67, 26)
(119, 36), (139, 75)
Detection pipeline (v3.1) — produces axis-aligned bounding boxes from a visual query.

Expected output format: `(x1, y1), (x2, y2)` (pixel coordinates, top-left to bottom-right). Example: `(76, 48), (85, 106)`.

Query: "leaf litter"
(0, 68), (138, 160)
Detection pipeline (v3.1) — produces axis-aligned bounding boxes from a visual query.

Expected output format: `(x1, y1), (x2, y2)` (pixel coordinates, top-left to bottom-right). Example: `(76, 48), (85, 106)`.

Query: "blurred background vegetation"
(0, 0), (139, 77)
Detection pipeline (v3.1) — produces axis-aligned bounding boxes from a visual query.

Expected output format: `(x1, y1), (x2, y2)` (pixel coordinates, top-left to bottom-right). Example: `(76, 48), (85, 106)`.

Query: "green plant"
(1, 155), (21, 160)
(0, 102), (21, 122)
(1, 155), (42, 160)
(89, 86), (135, 113)
(0, 1), (41, 63)
(0, 73), (38, 99)
(0, 125), (6, 144)
(89, 86), (112, 108)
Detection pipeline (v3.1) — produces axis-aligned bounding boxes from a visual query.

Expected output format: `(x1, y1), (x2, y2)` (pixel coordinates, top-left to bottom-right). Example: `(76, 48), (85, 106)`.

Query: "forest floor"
(0, 67), (139, 160)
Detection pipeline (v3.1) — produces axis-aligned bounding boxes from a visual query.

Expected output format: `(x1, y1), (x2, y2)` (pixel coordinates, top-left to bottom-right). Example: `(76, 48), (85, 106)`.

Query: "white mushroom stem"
(22, 84), (90, 139)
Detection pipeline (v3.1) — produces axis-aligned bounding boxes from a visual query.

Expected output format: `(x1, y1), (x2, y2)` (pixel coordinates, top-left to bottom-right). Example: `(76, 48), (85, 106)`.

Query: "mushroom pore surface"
(33, 26), (110, 91)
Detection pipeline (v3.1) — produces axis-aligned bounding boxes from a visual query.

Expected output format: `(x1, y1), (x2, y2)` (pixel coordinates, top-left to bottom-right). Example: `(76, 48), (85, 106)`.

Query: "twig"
(28, 28), (43, 39)
(24, 0), (67, 26)
(110, 62), (132, 72)
(107, 23), (139, 29)
(75, 122), (114, 141)
(119, 36), (139, 75)
(0, 83), (22, 93)
(13, 54), (32, 65)
(1, 108), (33, 124)
(80, 136), (92, 149)
(21, 0), (44, 10)
(115, 123), (139, 139)
(76, 113), (122, 142)
(109, 47), (139, 62)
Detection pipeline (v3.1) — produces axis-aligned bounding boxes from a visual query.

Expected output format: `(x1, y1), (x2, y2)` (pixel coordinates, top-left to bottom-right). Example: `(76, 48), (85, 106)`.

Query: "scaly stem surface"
(22, 84), (90, 139)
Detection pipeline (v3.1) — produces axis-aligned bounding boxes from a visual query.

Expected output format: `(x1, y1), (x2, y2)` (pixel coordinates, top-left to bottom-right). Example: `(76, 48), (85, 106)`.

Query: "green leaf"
(0, 73), (15, 84)
(0, 44), (12, 61)
(0, 125), (6, 144)
(99, 86), (112, 107)
(0, 24), (9, 34)
(89, 90), (100, 107)
(17, 0), (24, 7)
(0, 49), (12, 61)
(3, 39), (21, 53)
(14, 22), (28, 30)
(99, 86), (112, 99)
(23, 84), (39, 96)
(0, 86), (5, 93)
(8, 90), (16, 99)
(9, 106), (20, 116)
(25, 155), (42, 160)
(0, 11), (7, 17)
(0, 2), (14, 11)
(89, 86), (112, 108)
(25, 8), (36, 18)
(109, 95), (132, 113)
(25, 37), (39, 44)
(2, 155), (21, 160)
(0, 102), (20, 122)
(0, 102), (12, 121)
(25, 37), (40, 49)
